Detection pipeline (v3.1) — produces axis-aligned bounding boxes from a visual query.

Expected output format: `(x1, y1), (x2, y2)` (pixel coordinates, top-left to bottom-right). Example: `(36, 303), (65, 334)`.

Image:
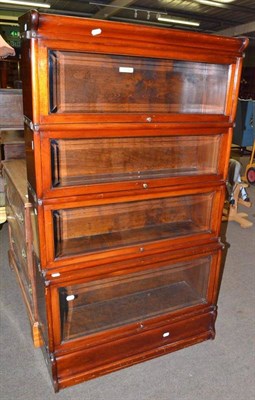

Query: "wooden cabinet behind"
(0, 89), (23, 129)
(16, 10), (248, 392)
(2, 160), (42, 347)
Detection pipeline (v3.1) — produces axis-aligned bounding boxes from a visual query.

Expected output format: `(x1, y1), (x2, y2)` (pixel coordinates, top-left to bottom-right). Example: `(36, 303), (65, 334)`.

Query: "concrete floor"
(0, 156), (255, 400)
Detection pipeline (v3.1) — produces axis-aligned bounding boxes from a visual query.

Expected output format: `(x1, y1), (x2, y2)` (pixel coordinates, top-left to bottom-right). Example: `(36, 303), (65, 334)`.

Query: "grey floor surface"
(1, 157), (255, 400)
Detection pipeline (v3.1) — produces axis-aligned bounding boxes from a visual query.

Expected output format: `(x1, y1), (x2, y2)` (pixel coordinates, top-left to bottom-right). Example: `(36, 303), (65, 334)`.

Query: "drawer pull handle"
(143, 183), (148, 189)
(163, 332), (170, 338)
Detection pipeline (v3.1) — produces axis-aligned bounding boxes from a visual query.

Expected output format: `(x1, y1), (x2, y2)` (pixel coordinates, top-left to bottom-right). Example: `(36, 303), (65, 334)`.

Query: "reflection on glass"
(58, 257), (210, 341)
(53, 193), (213, 259)
(50, 135), (220, 187)
(49, 51), (229, 114)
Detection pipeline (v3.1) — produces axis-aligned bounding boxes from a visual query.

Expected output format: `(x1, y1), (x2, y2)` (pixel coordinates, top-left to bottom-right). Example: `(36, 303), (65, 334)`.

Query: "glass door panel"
(53, 193), (213, 259)
(50, 135), (220, 187)
(49, 51), (229, 115)
(58, 256), (210, 341)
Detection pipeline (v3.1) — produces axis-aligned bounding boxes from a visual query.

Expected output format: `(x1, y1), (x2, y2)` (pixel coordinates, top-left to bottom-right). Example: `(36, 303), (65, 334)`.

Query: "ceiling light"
(195, 0), (229, 7)
(0, 21), (19, 25)
(157, 16), (200, 27)
(0, 14), (18, 20)
(0, 1), (51, 8)
(90, 2), (168, 18)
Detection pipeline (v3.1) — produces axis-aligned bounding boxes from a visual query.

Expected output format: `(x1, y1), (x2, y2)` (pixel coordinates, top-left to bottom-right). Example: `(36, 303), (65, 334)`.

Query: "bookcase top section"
(19, 10), (248, 59)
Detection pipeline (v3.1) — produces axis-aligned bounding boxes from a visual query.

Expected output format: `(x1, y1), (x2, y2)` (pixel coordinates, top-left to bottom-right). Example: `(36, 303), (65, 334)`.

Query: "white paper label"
(91, 28), (102, 36)
(119, 67), (134, 73)
(66, 295), (75, 301)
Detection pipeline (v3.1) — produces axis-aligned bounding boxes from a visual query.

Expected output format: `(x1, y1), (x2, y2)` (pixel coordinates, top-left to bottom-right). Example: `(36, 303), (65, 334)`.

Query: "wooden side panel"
(20, 39), (33, 121)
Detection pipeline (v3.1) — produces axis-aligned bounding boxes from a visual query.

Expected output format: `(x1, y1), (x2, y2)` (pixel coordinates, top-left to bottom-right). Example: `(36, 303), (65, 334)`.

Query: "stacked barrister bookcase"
(13, 10), (248, 391)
